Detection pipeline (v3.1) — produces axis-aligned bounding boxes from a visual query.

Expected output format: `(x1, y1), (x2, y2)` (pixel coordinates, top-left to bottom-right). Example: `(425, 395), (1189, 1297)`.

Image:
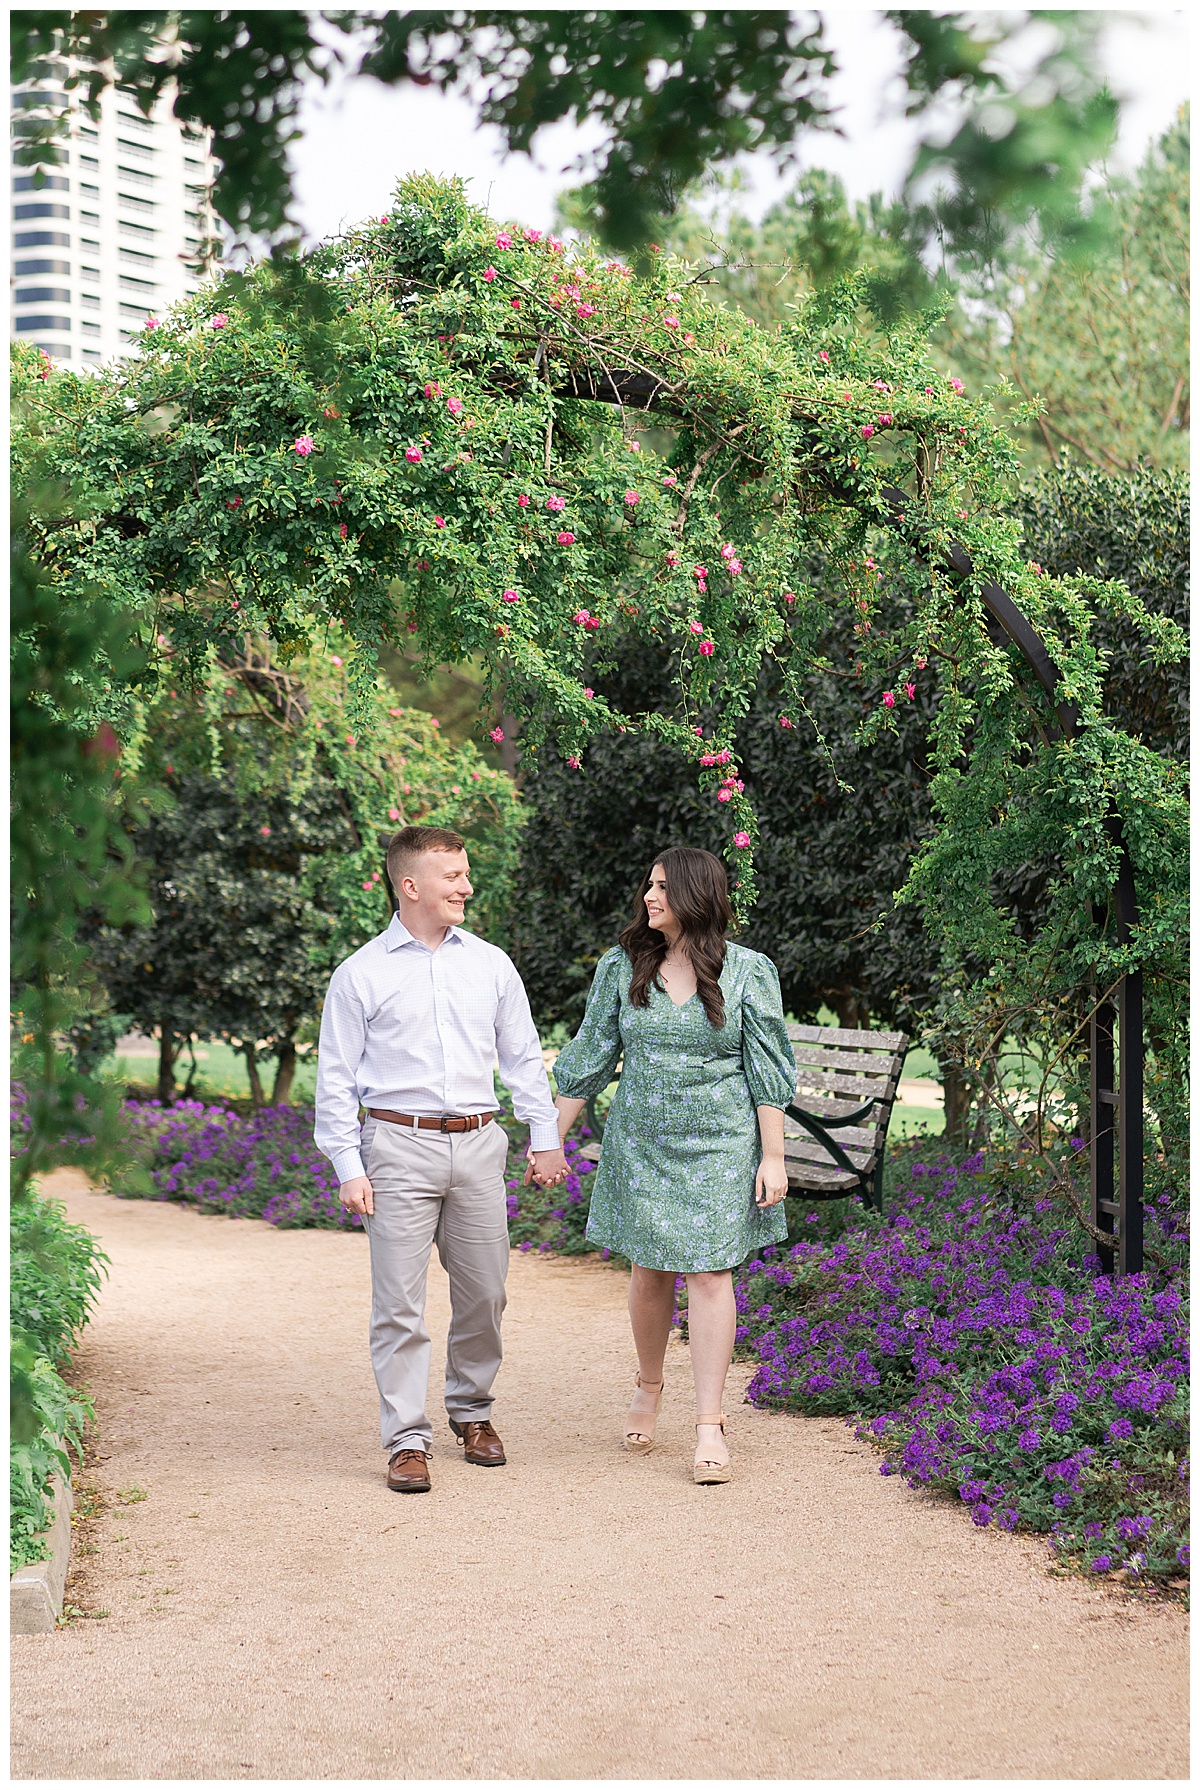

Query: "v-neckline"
(659, 983), (697, 1011)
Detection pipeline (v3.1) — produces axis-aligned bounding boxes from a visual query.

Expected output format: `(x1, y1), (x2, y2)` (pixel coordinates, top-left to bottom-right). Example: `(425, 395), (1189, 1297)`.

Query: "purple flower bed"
(121, 1099), (359, 1230)
(723, 1150), (1189, 1585)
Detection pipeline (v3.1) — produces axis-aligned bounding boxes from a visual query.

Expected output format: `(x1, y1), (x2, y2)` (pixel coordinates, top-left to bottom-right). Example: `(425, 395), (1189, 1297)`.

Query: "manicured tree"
(83, 643), (523, 1103)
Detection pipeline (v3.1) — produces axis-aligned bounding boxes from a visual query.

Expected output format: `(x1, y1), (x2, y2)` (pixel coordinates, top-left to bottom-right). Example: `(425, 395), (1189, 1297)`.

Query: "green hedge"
(10, 1190), (108, 1573)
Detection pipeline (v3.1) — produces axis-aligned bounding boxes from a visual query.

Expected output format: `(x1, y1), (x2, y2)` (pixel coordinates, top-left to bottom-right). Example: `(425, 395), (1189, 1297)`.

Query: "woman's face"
(643, 864), (677, 935)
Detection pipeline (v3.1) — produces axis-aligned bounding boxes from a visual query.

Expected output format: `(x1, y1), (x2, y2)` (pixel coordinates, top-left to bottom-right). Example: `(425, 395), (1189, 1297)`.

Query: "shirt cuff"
(332, 1147), (366, 1184)
(527, 1122), (562, 1153)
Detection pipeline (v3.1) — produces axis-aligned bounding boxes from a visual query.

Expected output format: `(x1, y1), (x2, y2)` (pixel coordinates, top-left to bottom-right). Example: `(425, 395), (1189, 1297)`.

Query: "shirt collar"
(385, 914), (466, 952)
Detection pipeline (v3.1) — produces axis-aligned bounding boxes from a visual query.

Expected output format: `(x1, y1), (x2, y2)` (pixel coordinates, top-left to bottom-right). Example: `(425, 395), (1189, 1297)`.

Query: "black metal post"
(1090, 994), (1116, 1275)
(1118, 970), (1145, 1274)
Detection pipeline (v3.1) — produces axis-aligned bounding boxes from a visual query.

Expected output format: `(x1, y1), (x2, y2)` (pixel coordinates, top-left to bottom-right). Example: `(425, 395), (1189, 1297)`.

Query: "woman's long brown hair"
(618, 846), (733, 1028)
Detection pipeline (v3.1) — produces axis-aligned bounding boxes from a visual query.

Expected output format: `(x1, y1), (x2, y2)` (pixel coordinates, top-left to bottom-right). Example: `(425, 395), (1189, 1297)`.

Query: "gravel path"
(11, 1174), (1188, 1781)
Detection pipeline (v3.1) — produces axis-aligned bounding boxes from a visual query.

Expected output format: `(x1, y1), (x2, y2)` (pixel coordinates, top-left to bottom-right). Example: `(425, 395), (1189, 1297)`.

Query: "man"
(315, 824), (569, 1493)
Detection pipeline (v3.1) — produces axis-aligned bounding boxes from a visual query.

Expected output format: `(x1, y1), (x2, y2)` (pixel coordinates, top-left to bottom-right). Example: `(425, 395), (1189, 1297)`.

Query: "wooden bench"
(574, 1022), (909, 1215)
(783, 1022), (909, 1213)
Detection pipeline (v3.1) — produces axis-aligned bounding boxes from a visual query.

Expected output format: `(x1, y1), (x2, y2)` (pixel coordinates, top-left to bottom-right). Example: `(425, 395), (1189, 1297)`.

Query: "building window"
(116, 137), (155, 158)
(81, 291), (100, 309)
(82, 347), (102, 361)
(119, 272), (155, 291)
(80, 264), (100, 281)
(80, 155), (100, 172)
(79, 209), (99, 224)
(118, 247), (156, 268)
(119, 219), (157, 240)
(116, 164), (156, 186)
(80, 237), (100, 251)
(79, 182), (100, 198)
(15, 316), (72, 334)
(119, 191), (155, 213)
(78, 125), (98, 141)
(14, 231), (71, 248)
(14, 258), (70, 276)
(14, 202), (70, 220)
(13, 287), (71, 305)
(81, 319), (101, 336)
(13, 173), (69, 193)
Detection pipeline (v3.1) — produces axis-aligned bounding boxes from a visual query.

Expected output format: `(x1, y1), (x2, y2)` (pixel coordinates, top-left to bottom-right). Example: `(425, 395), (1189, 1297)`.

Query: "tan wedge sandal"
(624, 1374), (664, 1453)
(693, 1414), (731, 1485)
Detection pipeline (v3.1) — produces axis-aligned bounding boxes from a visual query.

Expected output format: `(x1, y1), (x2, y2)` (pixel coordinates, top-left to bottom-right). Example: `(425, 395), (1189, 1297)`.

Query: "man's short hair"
(386, 825), (466, 894)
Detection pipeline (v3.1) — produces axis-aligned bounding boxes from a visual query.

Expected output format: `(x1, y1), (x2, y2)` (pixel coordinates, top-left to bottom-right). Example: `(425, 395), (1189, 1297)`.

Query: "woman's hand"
(755, 1156), (789, 1207)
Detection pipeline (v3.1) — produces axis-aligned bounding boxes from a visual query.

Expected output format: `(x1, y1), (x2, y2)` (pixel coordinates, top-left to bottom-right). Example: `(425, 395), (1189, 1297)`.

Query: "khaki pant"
(360, 1115), (511, 1457)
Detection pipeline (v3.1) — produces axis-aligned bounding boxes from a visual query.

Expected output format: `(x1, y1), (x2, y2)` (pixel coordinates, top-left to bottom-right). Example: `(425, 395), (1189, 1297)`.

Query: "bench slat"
(785, 1123), (882, 1152)
(788, 1023), (908, 1051)
(787, 1162), (868, 1189)
(792, 1043), (906, 1076)
(791, 1087), (895, 1116)
(792, 1065), (898, 1098)
(785, 1137), (877, 1169)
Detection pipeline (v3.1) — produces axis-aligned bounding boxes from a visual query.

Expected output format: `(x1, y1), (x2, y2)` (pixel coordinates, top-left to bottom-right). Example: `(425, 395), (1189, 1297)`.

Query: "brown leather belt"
(367, 1109), (495, 1133)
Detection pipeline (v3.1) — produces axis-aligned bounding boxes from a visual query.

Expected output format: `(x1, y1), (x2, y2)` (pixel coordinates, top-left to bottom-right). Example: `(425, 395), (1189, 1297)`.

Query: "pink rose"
(627, 440), (641, 452)
(502, 589), (520, 603)
(447, 396), (463, 414)
(784, 592), (796, 606)
(424, 381), (441, 397)
(547, 236), (563, 253)
(573, 610), (591, 625)
(495, 231), (513, 250)
(663, 315), (680, 329)
(209, 313), (228, 328)
(882, 691), (896, 709)
(683, 332), (696, 346)
(698, 640), (715, 657)
(430, 719), (440, 728)
(720, 543), (735, 559)
(144, 316), (159, 331)
(582, 688), (594, 699)
(434, 516), (446, 528)
(517, 494), (530, 507)
(916, 656), (927, 669)
(861, 424), (875, 440)
(818, 350), (830, 364)
(489, 726), (505, 743)
(546, 495), (566, 511)
(259, 825), (271, 837)
(665, 550), (680, 566)
(227, 496), (242, 509)
(949, 377), (965, 393)
(525, 229), (542, 243)
(727, 558), (743, 575)
(779, 716), (794, 729)
(556, 531), (575, 544)
(662, 475), (677, 488)
(510, 298), (521, 310)
(339, 522), (348, 538)
(693, 565), (707, 579)
(567, 755), (581, 769)
(717, 788), (732, 802)
(405, 446), (422, 463)
(482, 267), (497, 283)
(878, 413), (893, 426)
(689, 621), (704, 634)
(905, 682), (916, 700)
(576, 303), (596, 318)
(624, 490), (639, 505)
(733, 832), (751, 849)
(361, 881), (373, 892)
(388, 807), (400, 820)
(293, 435), (315, 456)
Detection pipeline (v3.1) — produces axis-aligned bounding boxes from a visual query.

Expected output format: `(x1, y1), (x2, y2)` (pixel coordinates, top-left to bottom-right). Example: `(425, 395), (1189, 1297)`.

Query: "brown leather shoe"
(449, 1418), (506, 1466)
(387, 1448), (431, 1492)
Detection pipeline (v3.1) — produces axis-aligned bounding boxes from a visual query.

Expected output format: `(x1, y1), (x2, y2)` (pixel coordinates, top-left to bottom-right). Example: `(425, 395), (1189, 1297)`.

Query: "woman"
(550, 846), (796, 1484)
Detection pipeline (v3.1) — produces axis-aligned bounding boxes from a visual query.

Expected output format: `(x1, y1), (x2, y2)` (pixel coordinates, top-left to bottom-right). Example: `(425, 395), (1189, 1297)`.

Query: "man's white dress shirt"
(314, 915), (560, 1185)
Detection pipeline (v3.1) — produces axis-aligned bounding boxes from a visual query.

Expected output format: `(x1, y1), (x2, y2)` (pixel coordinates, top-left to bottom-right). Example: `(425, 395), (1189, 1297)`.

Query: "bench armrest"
(784, 1101), (872, 1182)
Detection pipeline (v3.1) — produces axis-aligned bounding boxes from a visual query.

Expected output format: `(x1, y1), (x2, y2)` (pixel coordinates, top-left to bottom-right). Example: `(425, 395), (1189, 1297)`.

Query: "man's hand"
(524, 1146), (569, 1188)
(339, 1174), (374, 1217)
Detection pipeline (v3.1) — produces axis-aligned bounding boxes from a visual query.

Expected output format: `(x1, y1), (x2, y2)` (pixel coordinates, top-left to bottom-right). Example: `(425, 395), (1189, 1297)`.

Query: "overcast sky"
(289, 9), (1190, 245)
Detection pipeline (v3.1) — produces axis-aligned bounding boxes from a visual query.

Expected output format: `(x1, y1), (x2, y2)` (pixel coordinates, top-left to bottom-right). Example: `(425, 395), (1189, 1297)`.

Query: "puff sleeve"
(552, 948), (625, 1101)
(740, 952), (797, 1110)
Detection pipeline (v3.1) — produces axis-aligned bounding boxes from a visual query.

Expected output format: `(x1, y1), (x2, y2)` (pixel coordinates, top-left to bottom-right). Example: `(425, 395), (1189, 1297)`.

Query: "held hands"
(755, 1155), (789, 1208)
(524, 1146), (569, 1188)
(339, 1174), (374, 1218)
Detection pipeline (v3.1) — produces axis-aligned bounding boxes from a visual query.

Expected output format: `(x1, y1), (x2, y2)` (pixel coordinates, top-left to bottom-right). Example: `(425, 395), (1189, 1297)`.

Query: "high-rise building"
(11, 56), (221, 372)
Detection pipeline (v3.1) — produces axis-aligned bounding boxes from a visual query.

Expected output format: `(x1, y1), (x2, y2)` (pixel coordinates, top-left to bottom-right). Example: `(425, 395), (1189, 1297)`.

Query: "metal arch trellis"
(550, 366), (1145, 1275)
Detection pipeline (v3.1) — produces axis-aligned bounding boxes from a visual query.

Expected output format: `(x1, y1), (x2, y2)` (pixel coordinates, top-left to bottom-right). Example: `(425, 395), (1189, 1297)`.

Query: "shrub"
(10, 1190), (108, 1572)
(717, 1147), (1189, 1586)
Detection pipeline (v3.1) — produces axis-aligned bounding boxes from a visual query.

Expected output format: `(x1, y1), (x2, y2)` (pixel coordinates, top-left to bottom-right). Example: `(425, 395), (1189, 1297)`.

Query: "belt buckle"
(439, 1114), (465, 1133)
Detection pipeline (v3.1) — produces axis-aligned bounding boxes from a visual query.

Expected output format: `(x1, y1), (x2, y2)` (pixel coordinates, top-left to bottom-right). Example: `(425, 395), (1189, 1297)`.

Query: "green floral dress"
(553, 942), (797, 1272)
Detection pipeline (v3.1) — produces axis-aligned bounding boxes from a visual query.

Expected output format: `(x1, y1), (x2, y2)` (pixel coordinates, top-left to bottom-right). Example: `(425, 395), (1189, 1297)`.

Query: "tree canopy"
(14, 9), (1121, 256)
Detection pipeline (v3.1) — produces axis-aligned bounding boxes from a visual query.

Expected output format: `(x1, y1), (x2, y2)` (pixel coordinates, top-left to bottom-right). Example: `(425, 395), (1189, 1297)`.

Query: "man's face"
(401, 848), (473, 928)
